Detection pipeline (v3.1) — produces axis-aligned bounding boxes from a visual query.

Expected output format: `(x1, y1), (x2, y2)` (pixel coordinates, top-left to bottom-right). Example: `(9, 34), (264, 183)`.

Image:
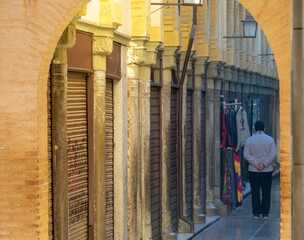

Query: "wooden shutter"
(150, 86), (161, 239)
(67, 72), (89, 239)
(200, 91), (206, 214)
(186, 89), (193, 221)
(48, 66), (53, 240)
(105, 80), (114, 240)
(170, 87), (178, 232)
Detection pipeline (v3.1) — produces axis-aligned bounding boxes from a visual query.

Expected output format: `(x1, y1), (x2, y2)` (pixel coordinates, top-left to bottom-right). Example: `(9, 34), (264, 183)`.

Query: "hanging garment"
(233, 150), (243, 206)
(236, 109), (251, 150)
(228, 110), (238, 147)
(222, 150), (233, 209)
(226, 109), (232, 147)
(221, 109), (228, 148)
(230, 150), (237, 206)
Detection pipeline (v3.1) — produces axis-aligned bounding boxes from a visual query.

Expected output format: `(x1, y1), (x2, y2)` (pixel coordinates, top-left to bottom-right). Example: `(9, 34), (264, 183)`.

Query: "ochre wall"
(0, 0), (291, 239)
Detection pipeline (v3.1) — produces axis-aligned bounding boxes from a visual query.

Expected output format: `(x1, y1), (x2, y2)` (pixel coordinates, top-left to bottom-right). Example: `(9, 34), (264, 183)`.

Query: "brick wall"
(0, 1), (90, 239)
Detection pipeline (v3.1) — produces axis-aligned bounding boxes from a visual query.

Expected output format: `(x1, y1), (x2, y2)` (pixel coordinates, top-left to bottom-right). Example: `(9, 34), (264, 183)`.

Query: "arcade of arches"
(0, 0), (298, 239)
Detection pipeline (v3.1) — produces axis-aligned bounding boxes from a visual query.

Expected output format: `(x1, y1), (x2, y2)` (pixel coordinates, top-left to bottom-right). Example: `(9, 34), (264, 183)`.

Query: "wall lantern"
(241, 13), (257, 38)
(223, 12), (257, 38)
(151, 0), (203, 6)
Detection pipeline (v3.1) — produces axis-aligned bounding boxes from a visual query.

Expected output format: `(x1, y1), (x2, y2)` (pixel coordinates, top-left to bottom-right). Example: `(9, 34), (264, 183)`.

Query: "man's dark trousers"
(249, 171), (273, 215)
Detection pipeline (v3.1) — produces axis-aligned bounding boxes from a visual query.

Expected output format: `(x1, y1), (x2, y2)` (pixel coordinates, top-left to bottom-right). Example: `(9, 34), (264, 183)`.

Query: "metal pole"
(177, 5), (197, 233)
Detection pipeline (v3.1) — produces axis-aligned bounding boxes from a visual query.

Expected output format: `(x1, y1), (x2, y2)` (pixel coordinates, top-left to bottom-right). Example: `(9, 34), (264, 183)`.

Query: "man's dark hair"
(254, 120), (265, 131)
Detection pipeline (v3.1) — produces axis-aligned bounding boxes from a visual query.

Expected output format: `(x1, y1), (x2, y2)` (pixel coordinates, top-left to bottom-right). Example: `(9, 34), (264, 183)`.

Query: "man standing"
(244, 121), (277, 220)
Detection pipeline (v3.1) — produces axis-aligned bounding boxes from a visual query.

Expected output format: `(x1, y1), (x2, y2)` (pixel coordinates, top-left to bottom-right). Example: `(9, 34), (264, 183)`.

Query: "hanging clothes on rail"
(221, 104), (248, 209)
(221, 109), (228, 148)
(236, 109), (250, 150)
(222, 149), (233, 210)
(233, 150), (242, 207)
(228, 109), (238, 148)
(230, 150), (236, 206)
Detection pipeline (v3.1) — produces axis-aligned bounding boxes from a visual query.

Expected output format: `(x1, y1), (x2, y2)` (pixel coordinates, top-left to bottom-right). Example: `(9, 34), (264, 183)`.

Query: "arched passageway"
(0, 0), (291, 239)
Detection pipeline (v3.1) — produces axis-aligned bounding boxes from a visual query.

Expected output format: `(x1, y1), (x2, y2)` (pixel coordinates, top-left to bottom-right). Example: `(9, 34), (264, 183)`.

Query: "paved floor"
(192, 178), (280, 240)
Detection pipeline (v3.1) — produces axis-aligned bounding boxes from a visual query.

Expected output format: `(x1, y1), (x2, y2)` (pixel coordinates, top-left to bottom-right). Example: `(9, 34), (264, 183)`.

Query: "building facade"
(1, 0), (291, 239)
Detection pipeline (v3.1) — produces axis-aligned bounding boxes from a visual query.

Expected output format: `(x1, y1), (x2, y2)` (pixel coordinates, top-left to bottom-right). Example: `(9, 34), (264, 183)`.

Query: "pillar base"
(193, 213), (206, 224)
(214, 199), (228, 217)
(206, 203), (218, 216)
(162, 233), (177, 240)
(178, 218), (191, 233)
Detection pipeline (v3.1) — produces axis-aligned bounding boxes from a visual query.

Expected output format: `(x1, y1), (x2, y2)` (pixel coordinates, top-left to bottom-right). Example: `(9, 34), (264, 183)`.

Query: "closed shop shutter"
(105, 80), (114, 240)
(186, 89), (193, 221)
(67, 72), (89, 239)
(170, 87), (178, 232)
(150, 86), (161, 239)
(48, 66), (53, 240)
(200, 91), (206, 214)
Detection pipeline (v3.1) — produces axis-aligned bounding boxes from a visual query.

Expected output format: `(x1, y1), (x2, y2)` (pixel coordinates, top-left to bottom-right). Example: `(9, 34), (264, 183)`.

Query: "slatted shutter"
(200, 91), (206, 214)
(186, 89), (193, 220)
(48, 66), (53, 240)
(150, 86), (161, 239)
(170, 87), (178, 232)
(67, 72), (89, 239)
(105, 80), (114, 239)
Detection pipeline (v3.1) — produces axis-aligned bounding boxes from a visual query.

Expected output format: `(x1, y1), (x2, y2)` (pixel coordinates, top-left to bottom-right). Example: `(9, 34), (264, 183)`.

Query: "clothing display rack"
(223, 100), (242, 108)
(221, 99), (250, 210)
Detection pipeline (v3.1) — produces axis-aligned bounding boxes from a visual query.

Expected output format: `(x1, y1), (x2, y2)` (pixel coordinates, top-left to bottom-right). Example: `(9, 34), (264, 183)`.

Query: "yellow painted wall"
(82, 0), (99, 23)
(117, 0), (131, 36)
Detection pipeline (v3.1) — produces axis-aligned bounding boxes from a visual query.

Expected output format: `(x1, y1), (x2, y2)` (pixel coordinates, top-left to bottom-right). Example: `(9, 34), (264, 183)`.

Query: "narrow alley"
(191, 178), (280, 240)
(3, 0), (298, 239)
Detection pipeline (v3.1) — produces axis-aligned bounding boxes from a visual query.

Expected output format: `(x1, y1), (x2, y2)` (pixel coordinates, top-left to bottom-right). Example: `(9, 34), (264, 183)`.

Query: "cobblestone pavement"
(193, 178), (280, 240)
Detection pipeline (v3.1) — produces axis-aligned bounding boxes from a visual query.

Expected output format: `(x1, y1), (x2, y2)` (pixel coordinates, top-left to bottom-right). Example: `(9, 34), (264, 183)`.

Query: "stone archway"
(0, 1), (90, 239)
(0, 0), (292, 239)
(236, 1), (292, 238)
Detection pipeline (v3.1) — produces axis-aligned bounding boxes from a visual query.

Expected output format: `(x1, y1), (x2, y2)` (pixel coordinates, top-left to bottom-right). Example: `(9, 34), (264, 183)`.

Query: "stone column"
(193, 57), (207, 223)
(92, 33), (115, 239)
(52, 23), (76, 240)
(52, 48), (68, 240)
(138, 64), (152, 239)
(249, 72), (256, 100)
(231, 67), (239, 101)
(256, 73), (262, 97)
(161, 47), (178, 239)
(235, 69), (243, 102)
(243, 71), (251, 113)
(224, 66), (234, 103)
(127, 60), (140, 240)
(253, 73), (259, 99)
(204, 62), (217, 216)
(209, 62), (227, 216)
(127, 39), (149, 240)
